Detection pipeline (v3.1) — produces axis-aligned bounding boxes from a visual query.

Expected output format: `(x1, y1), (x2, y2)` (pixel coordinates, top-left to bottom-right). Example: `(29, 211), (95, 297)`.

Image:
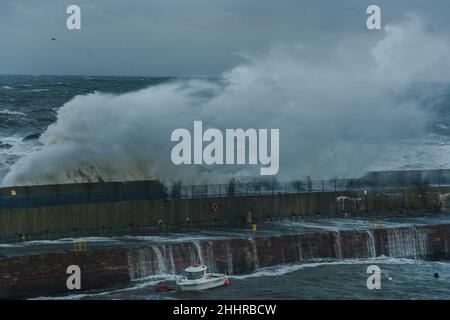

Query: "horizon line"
(0, 72), (220, 79)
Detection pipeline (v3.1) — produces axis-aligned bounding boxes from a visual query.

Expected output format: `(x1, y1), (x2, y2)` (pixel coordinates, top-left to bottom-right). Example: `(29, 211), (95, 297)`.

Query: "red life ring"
(210, 201), (219, 212)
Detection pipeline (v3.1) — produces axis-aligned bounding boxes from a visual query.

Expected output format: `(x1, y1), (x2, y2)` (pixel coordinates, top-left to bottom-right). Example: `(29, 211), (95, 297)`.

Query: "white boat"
(176, 264), (229, 292)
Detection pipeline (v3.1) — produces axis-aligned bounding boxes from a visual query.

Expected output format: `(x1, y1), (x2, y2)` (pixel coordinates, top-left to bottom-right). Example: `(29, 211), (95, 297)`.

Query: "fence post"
(205, 184), (208, 198)
(322, 180), (325, 193)
(191, 185), (194, 198)
(334, 179), (337, 192)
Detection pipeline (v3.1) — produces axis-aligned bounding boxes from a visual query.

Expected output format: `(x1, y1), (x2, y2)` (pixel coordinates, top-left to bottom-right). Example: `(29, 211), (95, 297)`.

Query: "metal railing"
(166, 176), (449, 199)
(1, 175), (449, 211)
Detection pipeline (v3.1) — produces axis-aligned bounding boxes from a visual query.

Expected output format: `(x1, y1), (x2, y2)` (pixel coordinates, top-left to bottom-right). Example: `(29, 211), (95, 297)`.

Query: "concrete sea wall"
(1, 223), (449, 299)
(1, 186), (450, 242)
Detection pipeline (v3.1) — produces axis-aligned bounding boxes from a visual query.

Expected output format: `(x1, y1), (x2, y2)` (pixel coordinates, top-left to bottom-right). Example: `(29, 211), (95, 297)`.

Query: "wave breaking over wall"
(124, 224), (445, 281)
(1, 223), (450, 298)
(4, 15), (450, 186)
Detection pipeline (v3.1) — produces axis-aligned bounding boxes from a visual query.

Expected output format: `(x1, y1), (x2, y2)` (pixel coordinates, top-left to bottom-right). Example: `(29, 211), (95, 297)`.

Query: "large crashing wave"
(4, 15), (450, 186)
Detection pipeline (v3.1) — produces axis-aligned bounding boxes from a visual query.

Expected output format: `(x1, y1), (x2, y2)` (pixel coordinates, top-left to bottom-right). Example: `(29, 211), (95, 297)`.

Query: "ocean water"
(0, 74), (174, 182)
(1, 75), (450, 186)
(33, 258), (450, 300)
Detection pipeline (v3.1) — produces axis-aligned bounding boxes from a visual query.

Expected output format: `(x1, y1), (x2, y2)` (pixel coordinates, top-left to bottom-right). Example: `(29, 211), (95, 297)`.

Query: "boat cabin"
(182, 264), (207, 280)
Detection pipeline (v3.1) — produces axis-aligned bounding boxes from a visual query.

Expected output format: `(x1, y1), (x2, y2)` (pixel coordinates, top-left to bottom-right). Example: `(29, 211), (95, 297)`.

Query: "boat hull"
(177, 274), (227, 292)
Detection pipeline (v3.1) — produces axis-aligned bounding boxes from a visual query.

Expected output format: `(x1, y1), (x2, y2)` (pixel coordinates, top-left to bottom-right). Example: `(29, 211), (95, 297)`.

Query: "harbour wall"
(1, 186), (450, 242)
(1, 223), (449, 299)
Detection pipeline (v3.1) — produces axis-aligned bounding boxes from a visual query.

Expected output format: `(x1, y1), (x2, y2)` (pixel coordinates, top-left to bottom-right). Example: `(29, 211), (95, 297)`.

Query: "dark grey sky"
(0, 0), (449, 76)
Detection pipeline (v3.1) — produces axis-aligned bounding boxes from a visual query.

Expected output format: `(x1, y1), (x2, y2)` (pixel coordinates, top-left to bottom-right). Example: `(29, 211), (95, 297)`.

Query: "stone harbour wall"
(1, 223), (449, 299)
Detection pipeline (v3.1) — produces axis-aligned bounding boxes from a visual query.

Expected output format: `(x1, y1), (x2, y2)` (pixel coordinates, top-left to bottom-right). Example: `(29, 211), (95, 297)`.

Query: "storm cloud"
(1, 0), (450, 76)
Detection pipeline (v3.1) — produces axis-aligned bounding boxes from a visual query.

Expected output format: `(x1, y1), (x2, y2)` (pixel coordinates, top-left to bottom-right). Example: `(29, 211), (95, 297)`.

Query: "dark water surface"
(33, 258), (450, 300)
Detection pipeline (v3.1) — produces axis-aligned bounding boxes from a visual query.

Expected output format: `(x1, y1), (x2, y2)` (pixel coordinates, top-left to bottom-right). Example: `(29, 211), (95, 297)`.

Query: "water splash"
(365, 230), (377, 258)
(151, 245), (166, 274)
(297, 240), (303, 261)
(206, 241), (217, 272)
(333, 231), (343, 259)
(250, 237), (260, 269)
(127, 248), (152, 280)
(387, 226), (428, 259)
(192, 241), (205, 265)
(167, 245), (176, 275)
(226, 240), (234, 274)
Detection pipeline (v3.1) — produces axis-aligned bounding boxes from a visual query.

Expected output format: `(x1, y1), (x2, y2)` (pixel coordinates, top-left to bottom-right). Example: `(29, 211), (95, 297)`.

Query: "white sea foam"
(0, 109), (26, 116)
(0, 234), (229, 248)
(0, 236), (119, 248)
(0, 136), (41, 181)
(30, 275), (176, 300)
(27, 89), (51, 93)
(273, 218), (423, 231)
(229, 256), (433, 280)
(120, 234), (229, 243)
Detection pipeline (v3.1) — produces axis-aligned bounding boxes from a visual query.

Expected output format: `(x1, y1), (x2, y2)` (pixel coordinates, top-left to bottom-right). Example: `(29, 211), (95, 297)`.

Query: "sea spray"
(365, 230), (377, 258)
(192, 241), (205, 265)
(206, 241), (217, 272)
(151, 245), (166, 274)
(4, 16), (450, 186)
(226, 240), (234, 275)
(127, 248), (152, 280)
(297, 240), (304, 261)
(250, 237), (260, 269)
(387, 226), (429, 259)
(333, 231), (343, 259)
(167, 245), (176, 275)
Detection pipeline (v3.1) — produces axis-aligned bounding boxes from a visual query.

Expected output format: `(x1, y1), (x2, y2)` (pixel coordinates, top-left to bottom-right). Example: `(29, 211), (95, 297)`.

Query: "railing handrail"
(0, 175), (448, 211)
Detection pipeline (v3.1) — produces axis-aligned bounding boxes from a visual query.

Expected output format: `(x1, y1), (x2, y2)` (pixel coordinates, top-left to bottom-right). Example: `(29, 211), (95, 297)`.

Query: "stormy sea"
(37, 259), (450, 300)
(1, 74), (450, 187)
(1, 73), (450, 300)
(0, 74), (174, 184)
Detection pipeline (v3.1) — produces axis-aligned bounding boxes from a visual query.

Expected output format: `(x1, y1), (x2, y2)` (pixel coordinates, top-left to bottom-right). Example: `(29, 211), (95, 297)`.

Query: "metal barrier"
(168, 176), (448, 199)
(0, 174), (448, 211)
